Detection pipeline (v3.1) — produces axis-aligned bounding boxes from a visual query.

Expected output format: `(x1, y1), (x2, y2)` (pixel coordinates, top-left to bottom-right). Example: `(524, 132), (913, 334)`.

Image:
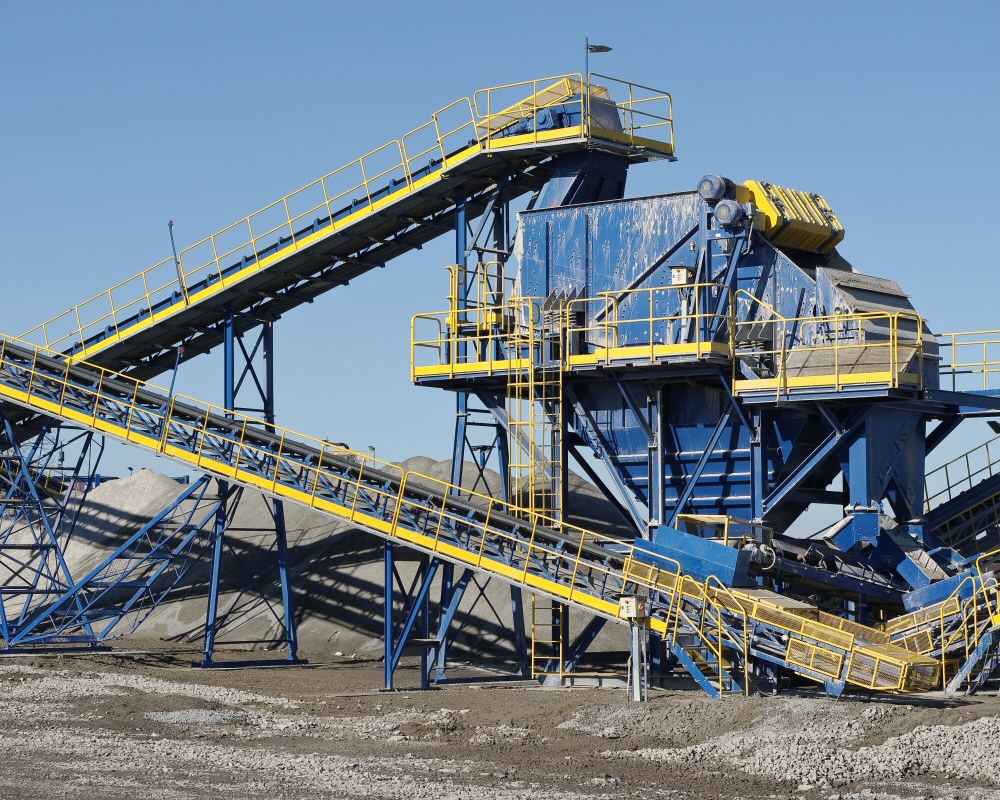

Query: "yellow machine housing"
(738, 180), (845, 254)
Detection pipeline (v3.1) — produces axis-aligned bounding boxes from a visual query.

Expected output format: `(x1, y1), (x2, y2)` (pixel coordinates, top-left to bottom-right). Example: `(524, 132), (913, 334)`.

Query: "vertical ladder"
(508, 302), (564, 521)
(530, 594), (568, 681)
(509, 300), (567, 680)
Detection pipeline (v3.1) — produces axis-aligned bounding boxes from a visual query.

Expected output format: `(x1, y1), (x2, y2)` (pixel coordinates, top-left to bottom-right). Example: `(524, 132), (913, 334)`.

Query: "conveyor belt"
(20, 75), (675, 381)
(0, 334), (939, 695)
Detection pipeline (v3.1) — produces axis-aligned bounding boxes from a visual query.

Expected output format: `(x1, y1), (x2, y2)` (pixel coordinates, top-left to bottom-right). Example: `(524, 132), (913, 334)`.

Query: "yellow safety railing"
(588, 73), (675, 152)
(474, 74), (586, 143)
(22, 74), (673, 363)
(622, 547), (937, 693)
(938, 329), (1000, 392)
(413, 280), (732, 380)
(924, 434), (1000, 511)
(883, 546), (1000, 688)
(731, 291), (925, 395)
(565, 283), (730, 367)
(411, 297), (541, 381)
(446, 261), (515, 316)
(620, 557), (744, 697)
(705, 575), (751, 696)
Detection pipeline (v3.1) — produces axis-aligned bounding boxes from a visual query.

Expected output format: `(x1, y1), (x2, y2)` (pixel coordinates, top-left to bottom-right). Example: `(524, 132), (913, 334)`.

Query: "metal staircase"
(670, 588), (746, 699)
(883, 561), (1000, 694)
(947, 627), (1000, 695)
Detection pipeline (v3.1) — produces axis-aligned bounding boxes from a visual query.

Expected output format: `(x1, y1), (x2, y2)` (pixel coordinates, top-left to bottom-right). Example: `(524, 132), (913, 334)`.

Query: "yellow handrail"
(564, 283), (728, 365)
(410, 297), (542, 380)
(731, 289), (925, 394)
(474, 74), (584, 143)
(705, 575), (751, 696)
(938, 329), (1000, 392)
(22, 75), (673, 363)
(588, 73), (675, 150)
(925, 433), (1000, 511)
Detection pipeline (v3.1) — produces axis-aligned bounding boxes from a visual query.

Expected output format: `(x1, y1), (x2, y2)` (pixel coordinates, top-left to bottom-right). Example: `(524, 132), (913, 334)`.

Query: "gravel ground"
(1, 644), (999, 800)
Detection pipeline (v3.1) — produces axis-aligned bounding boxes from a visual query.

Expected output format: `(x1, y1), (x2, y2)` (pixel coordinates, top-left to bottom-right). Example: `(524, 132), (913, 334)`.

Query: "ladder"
(508, 301), (565, 522)
(508, 301), (567, 679)
(530, 595), (568, 681)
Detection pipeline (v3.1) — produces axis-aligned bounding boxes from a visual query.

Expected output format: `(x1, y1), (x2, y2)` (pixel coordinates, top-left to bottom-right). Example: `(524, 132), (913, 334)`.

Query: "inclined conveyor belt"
(0, 334), (939, 695)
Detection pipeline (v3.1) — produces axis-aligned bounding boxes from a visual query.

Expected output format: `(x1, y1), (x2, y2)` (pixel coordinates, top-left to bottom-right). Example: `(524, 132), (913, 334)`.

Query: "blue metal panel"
(637, 528), (755, 587)
(831, 511), (881, 552)
(519, 192), (700, 307)
(902, 569), (977, 612)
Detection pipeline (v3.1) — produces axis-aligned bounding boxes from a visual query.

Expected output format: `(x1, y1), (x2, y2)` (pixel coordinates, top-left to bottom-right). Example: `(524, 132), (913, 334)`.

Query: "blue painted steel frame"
(9, 474), (221, 645)
(384, 189), (529, 687)
(0, 414), (95, 643)
(201, 306), (299, 666)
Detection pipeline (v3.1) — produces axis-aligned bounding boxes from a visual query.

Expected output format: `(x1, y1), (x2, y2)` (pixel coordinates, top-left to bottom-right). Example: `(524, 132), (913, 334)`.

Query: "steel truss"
(0, 416), (101, 643)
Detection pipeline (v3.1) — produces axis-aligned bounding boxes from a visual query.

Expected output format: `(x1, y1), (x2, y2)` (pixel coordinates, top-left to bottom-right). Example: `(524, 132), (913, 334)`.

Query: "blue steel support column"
(263, 322), (299, 662)
(499, 428), (529, 674)
(846, 424), (874, 507)
(435, 188), (468, 680)
(647, 385), (664, 537)
(202, 303), (235, 666)
(384, 541), (394, 690)
(647, 386), (666, 677)
(419, 557), (431, 690)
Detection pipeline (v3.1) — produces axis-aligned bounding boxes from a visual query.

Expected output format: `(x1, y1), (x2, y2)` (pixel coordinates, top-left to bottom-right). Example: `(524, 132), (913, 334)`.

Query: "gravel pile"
(604, 697), (1000, 794)
(51, 462), (632, 660)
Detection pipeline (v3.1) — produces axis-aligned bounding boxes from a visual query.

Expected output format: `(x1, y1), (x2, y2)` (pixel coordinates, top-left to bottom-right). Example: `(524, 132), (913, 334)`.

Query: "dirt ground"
(1, 643), (999, 800)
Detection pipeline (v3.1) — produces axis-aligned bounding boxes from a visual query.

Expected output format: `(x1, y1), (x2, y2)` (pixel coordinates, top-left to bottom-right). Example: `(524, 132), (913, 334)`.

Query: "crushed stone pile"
(52, 462), (633, 659)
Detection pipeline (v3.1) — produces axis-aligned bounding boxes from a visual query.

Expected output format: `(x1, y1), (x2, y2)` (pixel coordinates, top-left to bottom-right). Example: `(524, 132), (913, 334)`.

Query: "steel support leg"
(419, 556), (431, 691)
(263, 322), (298, 662)
(750, 408), (765, 523)
(384, 541), (394, 690)
(201, 491), (227, 667)
(201, 311), (300, 665)
(273, 501), (298, 661)
(629, 622), (644, 701)
(385, 549), (439, 689)
(647, 384), (664, 537)
(202, 304), (235, 666)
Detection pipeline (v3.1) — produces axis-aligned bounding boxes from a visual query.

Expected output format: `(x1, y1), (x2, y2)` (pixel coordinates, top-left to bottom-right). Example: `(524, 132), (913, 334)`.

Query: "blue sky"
(1, 1), (998, 485)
